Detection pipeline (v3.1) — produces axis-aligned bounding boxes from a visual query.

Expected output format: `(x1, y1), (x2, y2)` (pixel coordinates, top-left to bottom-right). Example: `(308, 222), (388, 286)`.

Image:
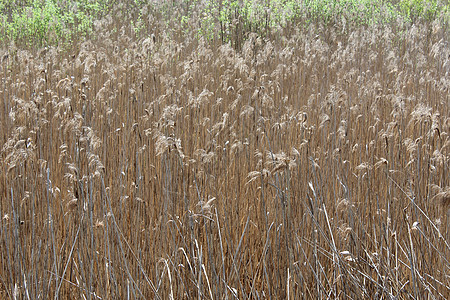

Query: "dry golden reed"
(0, 8), (448, 299)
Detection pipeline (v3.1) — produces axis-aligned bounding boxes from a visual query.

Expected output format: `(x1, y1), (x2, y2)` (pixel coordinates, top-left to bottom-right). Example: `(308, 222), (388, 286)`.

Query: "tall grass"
(0, 1), (449, 299)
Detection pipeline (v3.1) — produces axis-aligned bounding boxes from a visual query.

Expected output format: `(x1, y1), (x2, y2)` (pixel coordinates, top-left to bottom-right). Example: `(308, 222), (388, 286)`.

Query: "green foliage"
(0, 0), (448, 48)
(299, 0), (404, 27)
(397, 0), (447, 23)
(196, 0), (301, 46)
(0, 0), (117, 47)
(198, 0), (448, 44)
(2, 0), (66, 46)
(131, 11), (145, 37)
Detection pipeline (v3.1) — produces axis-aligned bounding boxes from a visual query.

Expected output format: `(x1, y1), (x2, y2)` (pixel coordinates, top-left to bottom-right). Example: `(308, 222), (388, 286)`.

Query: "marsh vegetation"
(0, 0), (449, 298)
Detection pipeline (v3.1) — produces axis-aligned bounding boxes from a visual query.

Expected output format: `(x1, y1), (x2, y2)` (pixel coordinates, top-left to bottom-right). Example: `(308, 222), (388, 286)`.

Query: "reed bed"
(0, 2), (449, 299)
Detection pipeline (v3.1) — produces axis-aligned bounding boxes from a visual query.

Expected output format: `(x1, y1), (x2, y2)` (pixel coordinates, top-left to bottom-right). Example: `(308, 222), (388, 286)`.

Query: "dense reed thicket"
(0, 1), (449, 299)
